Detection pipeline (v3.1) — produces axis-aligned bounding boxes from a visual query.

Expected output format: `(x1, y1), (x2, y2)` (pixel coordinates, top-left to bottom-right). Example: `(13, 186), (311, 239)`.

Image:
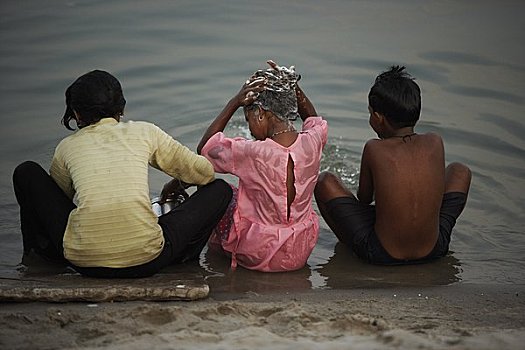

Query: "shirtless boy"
(315, 66), (471, 264)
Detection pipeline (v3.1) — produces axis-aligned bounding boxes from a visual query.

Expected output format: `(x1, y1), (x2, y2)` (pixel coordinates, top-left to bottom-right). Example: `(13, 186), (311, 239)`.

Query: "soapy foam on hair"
(247, 64), (300, 122)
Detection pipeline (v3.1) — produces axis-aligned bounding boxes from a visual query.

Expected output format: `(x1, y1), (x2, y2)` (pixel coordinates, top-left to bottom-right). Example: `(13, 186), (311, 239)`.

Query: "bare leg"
(314, 171), (356, 244)
(444, 162), (471, 194)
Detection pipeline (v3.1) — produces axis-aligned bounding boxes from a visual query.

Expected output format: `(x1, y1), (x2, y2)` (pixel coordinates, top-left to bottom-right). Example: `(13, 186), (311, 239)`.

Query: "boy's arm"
(357, 141), (374, 204)
(197, 78), (265, 154)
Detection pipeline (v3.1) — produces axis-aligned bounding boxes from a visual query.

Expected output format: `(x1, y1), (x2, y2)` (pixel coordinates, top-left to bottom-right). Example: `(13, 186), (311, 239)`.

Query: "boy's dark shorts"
(325, 192), (467, 265)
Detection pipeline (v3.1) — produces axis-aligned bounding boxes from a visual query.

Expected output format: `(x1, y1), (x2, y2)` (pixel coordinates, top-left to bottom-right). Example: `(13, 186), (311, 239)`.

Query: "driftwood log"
(0, 284), (209, 302)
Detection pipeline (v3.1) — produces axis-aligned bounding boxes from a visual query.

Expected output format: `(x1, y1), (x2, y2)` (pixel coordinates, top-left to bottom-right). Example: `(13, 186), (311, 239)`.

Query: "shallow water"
(1, 0), (524, 289)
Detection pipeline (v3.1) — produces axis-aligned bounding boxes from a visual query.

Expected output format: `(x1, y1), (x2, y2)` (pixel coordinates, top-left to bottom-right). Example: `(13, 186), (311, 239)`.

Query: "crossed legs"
(314, 162), (472, 244)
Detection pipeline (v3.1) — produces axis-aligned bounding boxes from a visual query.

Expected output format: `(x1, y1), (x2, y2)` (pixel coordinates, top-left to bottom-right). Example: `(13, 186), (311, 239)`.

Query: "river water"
(1, 0), (524, 291)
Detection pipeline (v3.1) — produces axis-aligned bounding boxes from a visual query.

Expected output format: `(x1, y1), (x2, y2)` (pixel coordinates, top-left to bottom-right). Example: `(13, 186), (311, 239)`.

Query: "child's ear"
(374, 111), (385, 125)
(256, 107), (265, 122)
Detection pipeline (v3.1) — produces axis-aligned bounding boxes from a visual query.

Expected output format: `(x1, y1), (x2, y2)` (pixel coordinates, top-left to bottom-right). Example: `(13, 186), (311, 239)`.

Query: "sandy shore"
(1, 283), (524, 350)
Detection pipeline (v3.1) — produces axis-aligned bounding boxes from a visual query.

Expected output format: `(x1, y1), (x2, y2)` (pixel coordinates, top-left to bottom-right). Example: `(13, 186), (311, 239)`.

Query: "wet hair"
(62, 70), (126, 130)
(244, 64), (300, 122)
(368, 65), (421, 128)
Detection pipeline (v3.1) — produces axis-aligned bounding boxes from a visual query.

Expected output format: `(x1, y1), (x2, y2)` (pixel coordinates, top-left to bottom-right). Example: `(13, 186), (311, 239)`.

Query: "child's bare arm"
(296, 84), (317, 121)
(357, 141), (375, 204)
(197, 78), (265, 154)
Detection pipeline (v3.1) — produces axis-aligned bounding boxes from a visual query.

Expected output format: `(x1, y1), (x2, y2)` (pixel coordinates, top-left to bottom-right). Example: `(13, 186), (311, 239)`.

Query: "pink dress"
(201, 117), (328, 272)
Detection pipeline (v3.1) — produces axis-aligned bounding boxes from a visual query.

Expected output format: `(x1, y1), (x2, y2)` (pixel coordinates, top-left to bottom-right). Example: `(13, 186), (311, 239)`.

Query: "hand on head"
(267, 60), (279, 71)
(235, 76), (266, 107)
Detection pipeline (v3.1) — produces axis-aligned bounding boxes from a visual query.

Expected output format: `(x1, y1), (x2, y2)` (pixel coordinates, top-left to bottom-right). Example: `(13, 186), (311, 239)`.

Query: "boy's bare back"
(315, 65), (470, 265)
(359, 133), (445, 260)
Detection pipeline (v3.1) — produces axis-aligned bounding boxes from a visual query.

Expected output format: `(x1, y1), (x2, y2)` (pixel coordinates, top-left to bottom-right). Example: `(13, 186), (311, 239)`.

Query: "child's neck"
(384, 127), (415, 139)
(269, 122), (297, 147)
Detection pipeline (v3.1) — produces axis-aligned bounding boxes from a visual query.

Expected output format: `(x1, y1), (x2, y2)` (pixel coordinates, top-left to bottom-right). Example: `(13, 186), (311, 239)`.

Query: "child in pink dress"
(197, 61), (328, 272)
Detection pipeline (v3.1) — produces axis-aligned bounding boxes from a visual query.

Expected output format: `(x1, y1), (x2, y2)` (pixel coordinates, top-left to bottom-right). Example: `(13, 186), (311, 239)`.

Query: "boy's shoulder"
(365, 132), (442, 148)
(363, 133), (443, 162)
(415, 132), (443, 147)
(418, 131), (442, 141)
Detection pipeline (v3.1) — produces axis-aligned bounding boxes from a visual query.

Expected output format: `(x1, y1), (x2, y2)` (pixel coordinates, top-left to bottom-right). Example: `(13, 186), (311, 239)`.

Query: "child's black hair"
(62, 70), (126, 130)
(368, 66), (421, 128)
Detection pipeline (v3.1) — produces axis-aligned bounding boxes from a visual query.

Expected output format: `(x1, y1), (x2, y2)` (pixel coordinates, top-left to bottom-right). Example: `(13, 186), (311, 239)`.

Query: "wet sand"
(1, 282), (524, 349)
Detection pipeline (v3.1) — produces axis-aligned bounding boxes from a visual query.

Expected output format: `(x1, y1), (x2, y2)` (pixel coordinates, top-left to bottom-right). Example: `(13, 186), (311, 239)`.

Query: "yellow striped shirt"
(50, 118), (214, 268)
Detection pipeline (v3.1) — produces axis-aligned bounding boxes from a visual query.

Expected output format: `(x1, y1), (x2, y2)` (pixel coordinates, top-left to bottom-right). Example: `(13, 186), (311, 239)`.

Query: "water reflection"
(164, 235), (462, 294)
(201, 249), (312, 294)
(10, 241), (461, 294)
(316, 242), (462, 289)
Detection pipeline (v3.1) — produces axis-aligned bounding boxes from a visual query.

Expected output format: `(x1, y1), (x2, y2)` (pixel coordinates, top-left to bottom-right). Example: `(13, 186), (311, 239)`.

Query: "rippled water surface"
(1, 0), (524, 289)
